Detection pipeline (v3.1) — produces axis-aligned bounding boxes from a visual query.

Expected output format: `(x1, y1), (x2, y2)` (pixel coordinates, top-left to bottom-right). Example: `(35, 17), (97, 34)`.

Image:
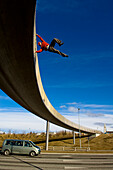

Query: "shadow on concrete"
(12, 156), (43, 170)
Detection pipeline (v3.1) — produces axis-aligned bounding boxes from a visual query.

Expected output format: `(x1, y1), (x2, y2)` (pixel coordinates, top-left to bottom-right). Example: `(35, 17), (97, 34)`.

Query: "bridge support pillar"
(73, 131), (75, 144)
(46, 120), (49, 151)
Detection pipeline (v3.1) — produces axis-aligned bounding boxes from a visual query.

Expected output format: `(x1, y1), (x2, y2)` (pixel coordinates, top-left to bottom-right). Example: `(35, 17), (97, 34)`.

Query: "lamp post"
(78, 108), (81, 148)
(73, 130), (75, 145)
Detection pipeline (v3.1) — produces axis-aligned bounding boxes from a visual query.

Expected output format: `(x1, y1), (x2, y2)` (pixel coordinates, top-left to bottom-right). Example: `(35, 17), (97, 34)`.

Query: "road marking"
(63, 159), (81, 162)
(65, 167), (84, 169)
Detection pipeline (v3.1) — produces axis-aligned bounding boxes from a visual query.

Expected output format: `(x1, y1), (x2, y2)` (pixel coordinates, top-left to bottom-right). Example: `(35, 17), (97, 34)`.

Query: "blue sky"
(0, 0), (113, 133)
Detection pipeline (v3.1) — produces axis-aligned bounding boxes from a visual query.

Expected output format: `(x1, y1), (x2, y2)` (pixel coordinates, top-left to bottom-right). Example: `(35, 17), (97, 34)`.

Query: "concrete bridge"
(0, 0), (101, 140)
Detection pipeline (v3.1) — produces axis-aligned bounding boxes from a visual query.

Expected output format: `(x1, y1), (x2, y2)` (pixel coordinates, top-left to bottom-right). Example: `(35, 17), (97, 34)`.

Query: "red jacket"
(36, 34), (49, 53)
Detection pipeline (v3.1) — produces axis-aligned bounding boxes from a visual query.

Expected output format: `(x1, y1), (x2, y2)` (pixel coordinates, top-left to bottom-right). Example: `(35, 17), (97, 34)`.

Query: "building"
(106, 131), (113, 134)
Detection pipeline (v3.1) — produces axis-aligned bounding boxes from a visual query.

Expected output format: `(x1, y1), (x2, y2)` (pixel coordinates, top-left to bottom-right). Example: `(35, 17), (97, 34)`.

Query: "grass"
(0, 132), (113, 151)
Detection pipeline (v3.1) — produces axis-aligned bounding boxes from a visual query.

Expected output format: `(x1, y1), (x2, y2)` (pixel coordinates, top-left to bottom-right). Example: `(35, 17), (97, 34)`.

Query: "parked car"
(1, 139), (41, 157)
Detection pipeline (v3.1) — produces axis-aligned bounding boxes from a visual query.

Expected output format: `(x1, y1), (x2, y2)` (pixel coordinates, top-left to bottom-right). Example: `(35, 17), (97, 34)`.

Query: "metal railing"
(39, 146), (90, 151)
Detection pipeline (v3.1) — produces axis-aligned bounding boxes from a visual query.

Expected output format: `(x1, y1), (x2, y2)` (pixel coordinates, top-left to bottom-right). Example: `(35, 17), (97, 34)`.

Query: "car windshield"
(29, 141), (36, 147)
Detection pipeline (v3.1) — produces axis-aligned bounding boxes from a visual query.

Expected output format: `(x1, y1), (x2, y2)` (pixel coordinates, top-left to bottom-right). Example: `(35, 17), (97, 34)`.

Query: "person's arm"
(36, 49), (43, 53)
(36, 34), (44, 42)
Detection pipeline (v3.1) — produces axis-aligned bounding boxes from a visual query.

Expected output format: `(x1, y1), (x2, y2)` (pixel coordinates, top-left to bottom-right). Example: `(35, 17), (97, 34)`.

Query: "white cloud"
(0, 111), (45, 132)
(64, 113), (113, 132)
(94, 122), (113, 127)
(60, 105), (66, 109)
(0, 100), (113, 133)
(86, 112), (104, 117)
(82, 104), (113, 109)
(0, 108), (8, 111)
(0, 109), (113, 133)
(66, 102), (113, 109)
(0, 111), (66, 133)
(67, 102), (78, 105)
(60, 102), (113, 116)
(58, 102), (113, 132)
(0, 107), (25, 112)
(0, 95), (10, 100)
(68, 106), (78, 113)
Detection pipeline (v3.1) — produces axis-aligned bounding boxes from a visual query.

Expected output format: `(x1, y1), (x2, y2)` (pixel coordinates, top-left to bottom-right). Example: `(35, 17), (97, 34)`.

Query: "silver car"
(1, 139), (41, 157)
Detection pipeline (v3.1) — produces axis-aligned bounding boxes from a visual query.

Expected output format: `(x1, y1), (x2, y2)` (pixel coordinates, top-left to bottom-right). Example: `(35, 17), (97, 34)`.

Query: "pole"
(73, 131), (75, 144)
(46, 120), (49, 151)
(78, 108), (81, 148)
(88, 136), (89, 148)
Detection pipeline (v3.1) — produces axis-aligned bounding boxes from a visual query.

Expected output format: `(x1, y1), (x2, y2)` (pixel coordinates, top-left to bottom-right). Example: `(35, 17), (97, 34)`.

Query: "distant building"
(49, 132), (56, 135)
(106, 131), (113, 134)
(104, 123), (113, 134)
(0, 131), (4, 134)
(36, 132), (56, 136)
(104, 124), (107, 133)
(36, 132), (42, 136)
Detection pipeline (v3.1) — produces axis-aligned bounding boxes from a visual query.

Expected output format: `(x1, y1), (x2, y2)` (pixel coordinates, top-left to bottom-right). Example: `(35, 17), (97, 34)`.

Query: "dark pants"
(48, 38), (68, 57)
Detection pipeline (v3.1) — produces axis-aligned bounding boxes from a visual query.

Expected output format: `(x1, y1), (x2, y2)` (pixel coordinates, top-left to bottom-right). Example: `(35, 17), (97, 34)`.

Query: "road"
(0, 153), (113, 170)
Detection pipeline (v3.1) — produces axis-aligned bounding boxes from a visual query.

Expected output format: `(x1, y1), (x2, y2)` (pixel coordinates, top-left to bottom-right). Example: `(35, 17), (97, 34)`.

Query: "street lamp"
(78, 108), (81, 148)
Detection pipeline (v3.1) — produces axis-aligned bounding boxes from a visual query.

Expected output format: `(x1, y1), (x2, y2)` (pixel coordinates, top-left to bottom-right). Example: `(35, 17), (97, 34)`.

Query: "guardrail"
(39, 146), (90, 151)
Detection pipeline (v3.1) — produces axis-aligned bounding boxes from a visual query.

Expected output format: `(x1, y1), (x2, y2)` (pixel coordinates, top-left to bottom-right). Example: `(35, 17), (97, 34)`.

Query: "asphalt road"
(0, 153), (113, 170)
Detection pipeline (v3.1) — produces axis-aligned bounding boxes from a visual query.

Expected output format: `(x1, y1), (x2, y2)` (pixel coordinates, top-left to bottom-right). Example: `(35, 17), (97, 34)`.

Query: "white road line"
(63, 159), (82, 162)
(65, 167), (85, 169)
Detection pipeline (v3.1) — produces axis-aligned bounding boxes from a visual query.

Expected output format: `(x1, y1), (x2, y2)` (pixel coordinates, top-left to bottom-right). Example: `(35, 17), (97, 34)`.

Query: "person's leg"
(48, 46), (61, 55)
(48, 46), (68, 57)
(49, 38), (64, 47)
(60, 52), (68, 57)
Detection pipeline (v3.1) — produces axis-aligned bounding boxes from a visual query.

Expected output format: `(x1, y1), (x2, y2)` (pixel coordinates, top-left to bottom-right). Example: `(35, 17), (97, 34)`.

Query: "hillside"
(0, 133), (113, 151)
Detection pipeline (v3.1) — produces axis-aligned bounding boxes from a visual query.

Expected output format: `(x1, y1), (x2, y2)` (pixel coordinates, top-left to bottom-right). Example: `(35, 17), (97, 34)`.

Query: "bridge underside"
(0, 0), (101, 134)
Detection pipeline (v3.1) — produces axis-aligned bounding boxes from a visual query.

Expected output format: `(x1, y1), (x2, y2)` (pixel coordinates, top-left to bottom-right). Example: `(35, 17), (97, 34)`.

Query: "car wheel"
(30, 151), (36, 157)
(4, 150), (10, 156)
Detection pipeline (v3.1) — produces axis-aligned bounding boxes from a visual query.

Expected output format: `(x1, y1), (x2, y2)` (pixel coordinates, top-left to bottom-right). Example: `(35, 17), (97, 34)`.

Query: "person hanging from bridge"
(36, 34), (68, 57)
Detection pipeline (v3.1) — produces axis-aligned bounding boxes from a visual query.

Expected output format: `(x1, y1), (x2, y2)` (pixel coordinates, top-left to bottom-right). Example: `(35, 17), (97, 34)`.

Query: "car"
(1, 139), (41, 157)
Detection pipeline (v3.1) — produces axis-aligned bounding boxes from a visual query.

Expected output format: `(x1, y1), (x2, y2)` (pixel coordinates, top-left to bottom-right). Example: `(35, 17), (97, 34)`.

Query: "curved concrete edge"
(33, 14), (101, 134)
